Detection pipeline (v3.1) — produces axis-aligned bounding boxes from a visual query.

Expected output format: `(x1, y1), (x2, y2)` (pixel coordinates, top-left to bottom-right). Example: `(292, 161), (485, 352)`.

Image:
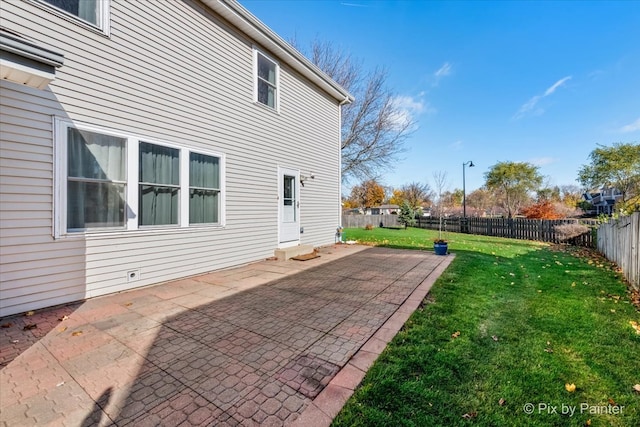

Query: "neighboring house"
(583, 188), (623, 215)
(364, 205), (399, 215)
(378, 204), (399, 215)
(0, 0), (352, 317)
(342, 208), (362, 215)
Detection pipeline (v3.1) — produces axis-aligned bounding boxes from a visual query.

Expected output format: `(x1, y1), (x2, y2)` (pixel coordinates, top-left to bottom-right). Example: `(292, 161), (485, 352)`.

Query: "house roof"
(202, 0), (354, 104)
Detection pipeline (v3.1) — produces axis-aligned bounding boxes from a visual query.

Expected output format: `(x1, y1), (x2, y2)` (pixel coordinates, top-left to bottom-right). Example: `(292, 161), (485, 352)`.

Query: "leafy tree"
(349, 179), (386, 209)
(536, 186), (561, 203)
(578, 142), (640, 202)
(397, 201), (416, 229)
(388, 188), (405, 206)
(558, 185), (584, 208)
(441, 189), (463, 209)
(297, 40), (413, 182)
(341, 197), (357, 209)
(485, 161), (543, 218)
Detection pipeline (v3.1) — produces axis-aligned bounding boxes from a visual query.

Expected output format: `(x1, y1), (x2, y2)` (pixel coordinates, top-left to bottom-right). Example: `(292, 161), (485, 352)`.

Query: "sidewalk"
(0, 245), (453, 426)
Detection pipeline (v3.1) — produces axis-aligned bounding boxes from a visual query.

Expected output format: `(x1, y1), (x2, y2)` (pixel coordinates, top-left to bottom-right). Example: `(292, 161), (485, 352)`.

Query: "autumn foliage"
(521, 200), (562, 219)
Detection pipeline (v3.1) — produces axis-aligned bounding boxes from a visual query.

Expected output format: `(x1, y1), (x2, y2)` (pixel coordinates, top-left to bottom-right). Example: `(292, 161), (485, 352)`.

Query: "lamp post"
(462, 160), (474, 219)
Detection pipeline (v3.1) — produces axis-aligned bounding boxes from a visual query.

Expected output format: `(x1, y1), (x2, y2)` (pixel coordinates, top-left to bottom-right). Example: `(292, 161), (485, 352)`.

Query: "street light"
(462, 160), (475, 219)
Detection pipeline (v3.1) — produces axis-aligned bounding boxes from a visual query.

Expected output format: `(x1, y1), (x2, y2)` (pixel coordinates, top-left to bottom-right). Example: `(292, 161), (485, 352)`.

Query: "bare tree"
(466, 187), (495, 217)
(400, 181), (434, 209)
(432, 171), (449, 239)
(298, 40), (414, 182)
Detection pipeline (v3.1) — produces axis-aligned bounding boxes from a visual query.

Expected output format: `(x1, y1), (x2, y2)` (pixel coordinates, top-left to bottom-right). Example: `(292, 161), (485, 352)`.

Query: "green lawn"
(333, 227), (640, 427)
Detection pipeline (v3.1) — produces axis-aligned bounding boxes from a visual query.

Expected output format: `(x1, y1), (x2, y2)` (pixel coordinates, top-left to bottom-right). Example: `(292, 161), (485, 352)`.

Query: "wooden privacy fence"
(412, 216), (597, 247)
(597, 212), (639, 291)
(342, 214), (596, 247)
(342, 214), (399, 229)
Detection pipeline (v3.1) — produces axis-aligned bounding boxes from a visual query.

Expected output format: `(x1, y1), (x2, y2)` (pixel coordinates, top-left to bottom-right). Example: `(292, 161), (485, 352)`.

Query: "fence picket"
(597, 213), (639, 291)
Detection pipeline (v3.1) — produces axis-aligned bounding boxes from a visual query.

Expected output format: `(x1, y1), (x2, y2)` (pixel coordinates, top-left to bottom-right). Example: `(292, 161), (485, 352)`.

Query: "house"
(583, 188), (623, 215)
(366, 204), (399, 215)
(0, 0), (352, 317)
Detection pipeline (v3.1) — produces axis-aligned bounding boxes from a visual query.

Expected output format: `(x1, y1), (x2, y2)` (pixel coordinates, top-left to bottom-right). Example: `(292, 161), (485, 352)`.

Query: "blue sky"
(242, 0), (640, 194)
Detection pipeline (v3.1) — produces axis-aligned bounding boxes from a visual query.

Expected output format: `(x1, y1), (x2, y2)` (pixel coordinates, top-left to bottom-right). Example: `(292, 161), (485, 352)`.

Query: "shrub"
(554, 223), (590, 241)
(521, 200), (562, 219)
(364, 224), (374, 231)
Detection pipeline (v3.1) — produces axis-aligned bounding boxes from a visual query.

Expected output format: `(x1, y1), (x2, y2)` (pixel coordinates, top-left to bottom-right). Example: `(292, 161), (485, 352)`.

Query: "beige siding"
(0, 0), (341, 316)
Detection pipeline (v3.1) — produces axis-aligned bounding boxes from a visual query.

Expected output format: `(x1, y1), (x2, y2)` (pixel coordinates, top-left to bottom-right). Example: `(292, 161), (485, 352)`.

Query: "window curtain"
(189, 153), (219, 224)
(77, 0), (98, 25)
(67, 128), (126, 229)
(139, 143), (179, 226)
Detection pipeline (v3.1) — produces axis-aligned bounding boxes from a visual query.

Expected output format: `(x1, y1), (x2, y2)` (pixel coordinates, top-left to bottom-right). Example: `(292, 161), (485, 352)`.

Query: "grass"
(332, 227), (640, 427)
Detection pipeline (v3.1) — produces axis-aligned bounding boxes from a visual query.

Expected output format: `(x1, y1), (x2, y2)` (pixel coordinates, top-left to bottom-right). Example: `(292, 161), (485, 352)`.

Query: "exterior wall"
(0, 0), (341, 317)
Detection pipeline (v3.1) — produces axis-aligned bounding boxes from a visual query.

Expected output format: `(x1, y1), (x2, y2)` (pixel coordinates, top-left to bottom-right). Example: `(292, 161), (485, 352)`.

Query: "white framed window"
(33, 0), (110, 34)
(66, 127), (127, 231)
(54, 119), (225, 237)
(254, 48), (279, 111)
(189, 152), (221, 225)
(138, 142), (180, 227)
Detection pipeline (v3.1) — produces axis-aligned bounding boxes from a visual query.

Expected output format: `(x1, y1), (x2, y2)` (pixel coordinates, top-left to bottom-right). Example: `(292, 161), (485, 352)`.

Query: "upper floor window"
(254, 49), (279, 110)
(37, 0), (109, 33)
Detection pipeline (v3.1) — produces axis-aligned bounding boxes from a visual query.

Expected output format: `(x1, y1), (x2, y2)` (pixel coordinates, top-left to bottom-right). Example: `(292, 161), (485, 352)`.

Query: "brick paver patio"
(0, 245), (453, 426)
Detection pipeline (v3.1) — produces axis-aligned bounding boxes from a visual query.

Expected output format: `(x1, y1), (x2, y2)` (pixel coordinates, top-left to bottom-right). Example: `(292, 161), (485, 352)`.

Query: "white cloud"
(619, 117), (640, 133)
(543, 76), (572, 96)
(340, 2), (372, 7)
(513, 75), (572, 119)
(434, 62), (452, 78)
(529, 157), (557, 166)
(389, 95), (435, 129)
(431, 62), (452, 87)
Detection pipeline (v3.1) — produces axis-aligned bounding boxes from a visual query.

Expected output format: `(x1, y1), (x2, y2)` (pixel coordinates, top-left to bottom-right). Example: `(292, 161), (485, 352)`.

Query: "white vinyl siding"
(0, 0), (341, 317)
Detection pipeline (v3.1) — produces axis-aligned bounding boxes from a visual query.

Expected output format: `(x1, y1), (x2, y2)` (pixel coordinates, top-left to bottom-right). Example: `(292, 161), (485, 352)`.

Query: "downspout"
(337, 96), (352, 233)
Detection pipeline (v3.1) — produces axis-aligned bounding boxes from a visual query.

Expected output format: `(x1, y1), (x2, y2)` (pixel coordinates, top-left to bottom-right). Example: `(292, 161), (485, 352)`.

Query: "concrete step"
(274, 244), (315, 261)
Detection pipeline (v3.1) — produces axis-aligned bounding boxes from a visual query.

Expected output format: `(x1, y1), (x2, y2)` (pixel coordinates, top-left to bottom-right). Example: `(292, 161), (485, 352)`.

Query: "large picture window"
(55, 120), (224, 237)
(255, 49), (279, 110)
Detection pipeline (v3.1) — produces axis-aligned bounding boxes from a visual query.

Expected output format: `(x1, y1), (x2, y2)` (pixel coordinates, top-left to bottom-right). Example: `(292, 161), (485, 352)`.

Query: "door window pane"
(283, 175), (294, 206)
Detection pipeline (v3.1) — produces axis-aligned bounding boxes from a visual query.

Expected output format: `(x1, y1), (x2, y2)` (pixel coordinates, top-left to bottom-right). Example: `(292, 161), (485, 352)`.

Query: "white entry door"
(279, 167), (300, 245)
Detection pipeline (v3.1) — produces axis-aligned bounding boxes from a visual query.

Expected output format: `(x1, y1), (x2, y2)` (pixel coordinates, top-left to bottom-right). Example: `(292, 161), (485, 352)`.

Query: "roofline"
(0, 28), (64, 68)
(201, 0), (354, 104)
